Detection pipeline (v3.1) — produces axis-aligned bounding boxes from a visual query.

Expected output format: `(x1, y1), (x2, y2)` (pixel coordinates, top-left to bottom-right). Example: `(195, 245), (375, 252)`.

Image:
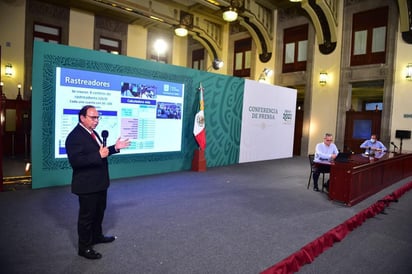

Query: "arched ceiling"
(37, 0), (412, 62)
(38, 0), (301, 62)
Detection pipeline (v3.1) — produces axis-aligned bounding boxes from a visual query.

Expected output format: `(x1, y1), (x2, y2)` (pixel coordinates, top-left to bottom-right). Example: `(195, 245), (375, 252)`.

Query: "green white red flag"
(193, 83), (206, 150)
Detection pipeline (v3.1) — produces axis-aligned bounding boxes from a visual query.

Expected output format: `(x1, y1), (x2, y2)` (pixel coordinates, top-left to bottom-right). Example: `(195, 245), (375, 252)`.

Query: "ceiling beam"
(301, 0), (337, 54)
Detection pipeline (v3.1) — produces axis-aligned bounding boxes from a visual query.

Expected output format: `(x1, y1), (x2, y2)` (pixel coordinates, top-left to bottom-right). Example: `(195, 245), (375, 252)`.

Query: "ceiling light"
(223, 7), (238, 22)
(154, 39), (167, 62)
(174, 25), (188, 37)
(258, 68), (273, 82)
(262, 68), (273, 77)
(175, 11), (193, 37)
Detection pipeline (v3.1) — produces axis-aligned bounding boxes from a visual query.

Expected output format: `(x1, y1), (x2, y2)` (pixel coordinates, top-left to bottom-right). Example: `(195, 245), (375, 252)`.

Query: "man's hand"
(115, 137), (131, 151)
(99, 145), (109, 158)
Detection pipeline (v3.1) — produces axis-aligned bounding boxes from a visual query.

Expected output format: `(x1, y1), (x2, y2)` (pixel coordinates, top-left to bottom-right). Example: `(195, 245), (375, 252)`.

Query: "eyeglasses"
(325, 139), (333, 142)
(86, 115), (101, 121)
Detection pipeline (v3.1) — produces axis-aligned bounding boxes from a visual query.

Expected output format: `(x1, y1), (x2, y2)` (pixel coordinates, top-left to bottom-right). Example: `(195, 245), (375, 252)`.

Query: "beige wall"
(0, 0), (26, 99)
(307, 0), (344, 153)
(69, 9), (94, 49)
(308, 51), (341, 151)
(127, 24), (147, 59)
(219, 23), (230, 75)
(172, 36), (188, 67)
(391, 30), (412, 151)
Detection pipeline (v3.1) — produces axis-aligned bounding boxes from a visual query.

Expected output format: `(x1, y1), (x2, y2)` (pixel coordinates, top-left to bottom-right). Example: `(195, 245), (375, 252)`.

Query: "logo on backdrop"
(248, 106), (278, 120)
(282, 110), (293, 124)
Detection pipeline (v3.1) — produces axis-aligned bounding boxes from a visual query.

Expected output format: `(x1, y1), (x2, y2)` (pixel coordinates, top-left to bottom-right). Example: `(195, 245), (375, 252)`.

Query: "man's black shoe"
(94, 235), (116, 244)
(313, 187), (319, 192)
(78, 248), (102, 260)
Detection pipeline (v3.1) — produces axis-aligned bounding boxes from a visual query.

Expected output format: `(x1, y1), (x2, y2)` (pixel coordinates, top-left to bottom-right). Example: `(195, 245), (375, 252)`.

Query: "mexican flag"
(193, 83), (206, 150)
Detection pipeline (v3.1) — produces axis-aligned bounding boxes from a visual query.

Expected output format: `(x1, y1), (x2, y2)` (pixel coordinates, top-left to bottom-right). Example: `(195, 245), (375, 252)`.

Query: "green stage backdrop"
(32, 42), (244, 189)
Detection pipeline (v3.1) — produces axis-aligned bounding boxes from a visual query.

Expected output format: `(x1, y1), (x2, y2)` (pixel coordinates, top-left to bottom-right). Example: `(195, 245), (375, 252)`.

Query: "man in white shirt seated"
(313, 133), (339, 192)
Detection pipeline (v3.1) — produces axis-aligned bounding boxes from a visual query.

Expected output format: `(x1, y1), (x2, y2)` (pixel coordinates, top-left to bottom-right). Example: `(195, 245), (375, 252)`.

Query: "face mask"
(370, 139), (376, 143)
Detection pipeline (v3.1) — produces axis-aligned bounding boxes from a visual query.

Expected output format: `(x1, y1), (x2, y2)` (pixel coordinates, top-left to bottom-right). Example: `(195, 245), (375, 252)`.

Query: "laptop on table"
(334, 152), (351, 163)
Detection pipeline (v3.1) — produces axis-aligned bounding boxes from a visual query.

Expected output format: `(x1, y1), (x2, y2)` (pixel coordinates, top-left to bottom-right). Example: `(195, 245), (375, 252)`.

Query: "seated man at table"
(360, 134), (387, 154)
(313, 133), (339, 192)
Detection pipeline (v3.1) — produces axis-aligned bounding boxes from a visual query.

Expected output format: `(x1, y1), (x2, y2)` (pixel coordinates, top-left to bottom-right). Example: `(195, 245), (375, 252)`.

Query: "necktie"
(91, 132), (97, 140)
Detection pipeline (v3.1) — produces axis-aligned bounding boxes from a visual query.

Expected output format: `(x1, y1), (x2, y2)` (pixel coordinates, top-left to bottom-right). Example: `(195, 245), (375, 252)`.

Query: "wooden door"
(344, 111), (381, 154)
(293, 108), (303, 155)
(3, 99), (31, 157)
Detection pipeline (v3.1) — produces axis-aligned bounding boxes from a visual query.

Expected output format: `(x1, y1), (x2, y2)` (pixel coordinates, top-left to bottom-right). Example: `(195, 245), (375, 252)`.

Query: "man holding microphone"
(65, 105), (130, 260)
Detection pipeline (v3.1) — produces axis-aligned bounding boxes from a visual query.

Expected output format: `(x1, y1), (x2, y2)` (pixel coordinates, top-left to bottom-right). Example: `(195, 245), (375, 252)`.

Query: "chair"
(307, 154), (329, 191)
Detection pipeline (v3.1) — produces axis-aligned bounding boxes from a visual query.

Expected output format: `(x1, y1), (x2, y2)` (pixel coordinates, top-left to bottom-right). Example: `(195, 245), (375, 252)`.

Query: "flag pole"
(192, 83), (207, 171)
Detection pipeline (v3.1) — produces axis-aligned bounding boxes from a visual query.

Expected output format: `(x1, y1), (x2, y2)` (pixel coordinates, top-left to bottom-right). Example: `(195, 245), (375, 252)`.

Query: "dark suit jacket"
(65, 124), (118, 194)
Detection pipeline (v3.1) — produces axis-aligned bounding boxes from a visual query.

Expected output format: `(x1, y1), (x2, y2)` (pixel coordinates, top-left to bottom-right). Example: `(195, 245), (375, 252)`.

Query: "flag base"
(192, 149), (207, 172)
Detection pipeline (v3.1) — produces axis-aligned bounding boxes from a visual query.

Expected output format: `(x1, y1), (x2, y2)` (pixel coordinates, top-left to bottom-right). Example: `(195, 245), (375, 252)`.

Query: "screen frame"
(37, 50), (195, 172)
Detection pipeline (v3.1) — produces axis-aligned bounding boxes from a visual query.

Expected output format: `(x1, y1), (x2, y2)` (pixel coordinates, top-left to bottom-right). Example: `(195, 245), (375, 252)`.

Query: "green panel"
(31, 41), (244, 189)
(198, 75), (244, 167)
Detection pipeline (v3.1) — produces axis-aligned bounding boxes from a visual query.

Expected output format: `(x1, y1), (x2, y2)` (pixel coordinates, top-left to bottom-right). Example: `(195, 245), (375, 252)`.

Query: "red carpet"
(261, 181), (412, 274)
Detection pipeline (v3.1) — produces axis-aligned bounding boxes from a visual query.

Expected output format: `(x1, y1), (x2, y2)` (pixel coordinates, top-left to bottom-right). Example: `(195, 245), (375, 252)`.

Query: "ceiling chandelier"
(222, 0), (239, 22)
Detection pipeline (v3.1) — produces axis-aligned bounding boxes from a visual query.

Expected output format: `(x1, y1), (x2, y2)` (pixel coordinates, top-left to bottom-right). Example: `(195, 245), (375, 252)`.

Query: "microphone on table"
(345, 146), (354, 154)
(101, 130), (109, 147)
(390, 141), (398, 149)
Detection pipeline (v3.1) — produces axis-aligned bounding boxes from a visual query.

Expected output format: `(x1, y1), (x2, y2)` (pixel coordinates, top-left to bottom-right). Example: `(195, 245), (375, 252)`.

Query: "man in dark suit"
(65, 105), (130, 260)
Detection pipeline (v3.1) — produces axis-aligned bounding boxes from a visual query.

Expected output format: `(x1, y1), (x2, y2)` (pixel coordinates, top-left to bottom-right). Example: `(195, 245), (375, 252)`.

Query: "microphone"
(345, 146), (354, 154)
(102, 130), (109, 147)
(390, 141), (398, 149)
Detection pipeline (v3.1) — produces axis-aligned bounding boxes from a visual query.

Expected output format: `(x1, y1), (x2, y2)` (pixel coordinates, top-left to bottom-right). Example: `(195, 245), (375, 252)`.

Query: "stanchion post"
(191, 149), (207, 172)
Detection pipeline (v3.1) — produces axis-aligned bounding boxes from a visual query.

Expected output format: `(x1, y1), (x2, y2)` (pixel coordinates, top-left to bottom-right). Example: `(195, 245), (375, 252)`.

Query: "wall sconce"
(212, 58), (224, 70)
(5, 63), (13, 77)
(319, 72), (328, 86)
(258, 68), (273, 82)
(0, 82), (6, 132)
(406, 63), (412, 81)
(207, 59), (224, 71)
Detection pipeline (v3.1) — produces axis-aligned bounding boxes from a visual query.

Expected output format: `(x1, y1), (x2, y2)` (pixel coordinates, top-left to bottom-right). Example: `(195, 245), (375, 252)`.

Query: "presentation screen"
(55, 67), (185, 158)
(352, 119), (371, 139)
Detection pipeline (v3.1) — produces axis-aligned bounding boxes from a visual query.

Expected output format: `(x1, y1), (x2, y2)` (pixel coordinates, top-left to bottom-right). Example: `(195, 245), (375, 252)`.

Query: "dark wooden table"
(329, 152), (412, 206)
